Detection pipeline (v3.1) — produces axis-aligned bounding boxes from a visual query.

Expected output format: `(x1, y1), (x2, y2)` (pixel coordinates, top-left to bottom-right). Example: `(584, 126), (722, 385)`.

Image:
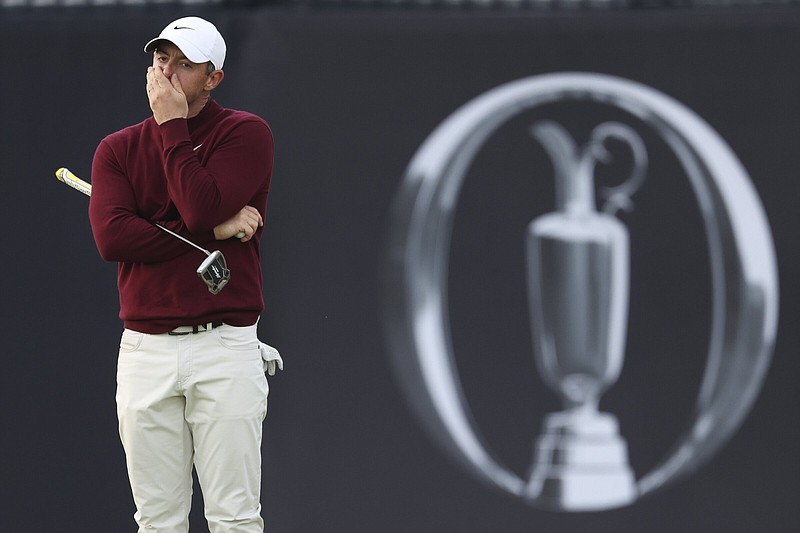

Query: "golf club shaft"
(55, 167), (243, 243)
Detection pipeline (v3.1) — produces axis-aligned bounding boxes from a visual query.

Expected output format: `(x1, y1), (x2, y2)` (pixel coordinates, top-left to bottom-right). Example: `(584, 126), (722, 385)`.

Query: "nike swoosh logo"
(174, 26), (195, 30)
(193, 144), (203, 151)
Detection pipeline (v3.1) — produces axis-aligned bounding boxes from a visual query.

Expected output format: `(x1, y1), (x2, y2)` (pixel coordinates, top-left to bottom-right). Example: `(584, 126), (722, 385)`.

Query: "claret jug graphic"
(525, 121), (646, 509)
(382, 73), (779, 512)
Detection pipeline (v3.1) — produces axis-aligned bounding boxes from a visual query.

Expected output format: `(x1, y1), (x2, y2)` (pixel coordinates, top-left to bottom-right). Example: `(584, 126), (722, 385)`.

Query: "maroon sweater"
(89, 100), (274, 334)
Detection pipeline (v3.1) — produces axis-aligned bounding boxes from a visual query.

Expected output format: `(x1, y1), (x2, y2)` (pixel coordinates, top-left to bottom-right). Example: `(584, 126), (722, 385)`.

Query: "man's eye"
(181, 63), (192, 69)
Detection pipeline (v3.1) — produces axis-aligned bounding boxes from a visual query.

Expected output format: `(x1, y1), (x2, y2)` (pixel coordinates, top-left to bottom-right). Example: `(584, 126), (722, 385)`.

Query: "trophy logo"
(525, 121), (645, 509)
(382, 72), (779, 511)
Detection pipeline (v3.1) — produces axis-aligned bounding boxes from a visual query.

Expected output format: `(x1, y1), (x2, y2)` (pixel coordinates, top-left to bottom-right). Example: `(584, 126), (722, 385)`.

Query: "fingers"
(214, 206), (263, 243)
(169, 72), (184, 95)
(149, 65), (168, 87)
(145, 67), (154, 96)
(146, 67), (167, 103)
(146, 66), (163, 89)
(147, 66), (176, 93)
(237, 206), (263, 242)
(242, 205), (264, 227)
(146, 66), (189, 125)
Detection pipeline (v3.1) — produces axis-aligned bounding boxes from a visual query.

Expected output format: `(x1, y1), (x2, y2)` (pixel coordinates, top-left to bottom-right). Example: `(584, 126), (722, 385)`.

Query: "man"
(88, 16), (282, 532)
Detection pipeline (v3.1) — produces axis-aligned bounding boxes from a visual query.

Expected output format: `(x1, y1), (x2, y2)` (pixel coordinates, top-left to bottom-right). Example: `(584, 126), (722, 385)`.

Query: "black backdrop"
(1, 5), (798, 532)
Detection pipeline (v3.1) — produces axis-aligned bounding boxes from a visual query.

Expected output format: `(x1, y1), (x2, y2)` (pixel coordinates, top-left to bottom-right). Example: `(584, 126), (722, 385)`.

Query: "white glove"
(259, 342), (284, 376)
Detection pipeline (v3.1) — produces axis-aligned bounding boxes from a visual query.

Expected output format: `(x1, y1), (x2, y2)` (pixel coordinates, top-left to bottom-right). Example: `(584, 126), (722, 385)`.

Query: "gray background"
(1, 5), (798, 532)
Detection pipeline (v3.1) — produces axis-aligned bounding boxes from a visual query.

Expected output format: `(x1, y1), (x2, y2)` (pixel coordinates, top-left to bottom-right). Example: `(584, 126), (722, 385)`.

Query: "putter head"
(196, 250), (230, 294)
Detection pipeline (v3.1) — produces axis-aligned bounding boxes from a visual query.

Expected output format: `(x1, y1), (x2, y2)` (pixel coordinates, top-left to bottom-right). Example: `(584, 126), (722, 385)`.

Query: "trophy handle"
(382, 72), (779, 506)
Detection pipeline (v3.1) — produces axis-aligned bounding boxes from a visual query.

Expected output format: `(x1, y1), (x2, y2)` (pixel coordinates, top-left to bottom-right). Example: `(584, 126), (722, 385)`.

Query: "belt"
(168, 321), (225, 336)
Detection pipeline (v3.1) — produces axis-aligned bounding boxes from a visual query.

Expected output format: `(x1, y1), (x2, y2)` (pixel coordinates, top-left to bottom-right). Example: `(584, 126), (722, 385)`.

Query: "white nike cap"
(144, 17), (226, 70)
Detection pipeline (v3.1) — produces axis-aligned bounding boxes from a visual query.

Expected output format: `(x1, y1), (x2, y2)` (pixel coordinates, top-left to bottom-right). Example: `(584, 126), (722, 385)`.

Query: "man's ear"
(206, 70), (224, 92)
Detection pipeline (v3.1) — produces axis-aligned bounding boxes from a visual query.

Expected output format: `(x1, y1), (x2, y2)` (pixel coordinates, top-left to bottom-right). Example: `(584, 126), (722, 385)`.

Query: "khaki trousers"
(116, 323), (269, 532)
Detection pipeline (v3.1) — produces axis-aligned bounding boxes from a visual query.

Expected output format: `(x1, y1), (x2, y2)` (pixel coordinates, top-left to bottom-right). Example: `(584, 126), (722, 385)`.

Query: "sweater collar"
(187, 99), (223, 132)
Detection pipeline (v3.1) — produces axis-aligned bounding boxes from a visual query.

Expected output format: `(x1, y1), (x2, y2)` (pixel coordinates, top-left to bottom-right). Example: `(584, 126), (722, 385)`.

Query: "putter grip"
(55, 167), (92, 196)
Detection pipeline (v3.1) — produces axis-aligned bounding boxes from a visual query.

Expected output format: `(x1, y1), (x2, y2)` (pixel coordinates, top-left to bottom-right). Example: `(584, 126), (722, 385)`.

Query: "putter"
(55, 167), (232, 294)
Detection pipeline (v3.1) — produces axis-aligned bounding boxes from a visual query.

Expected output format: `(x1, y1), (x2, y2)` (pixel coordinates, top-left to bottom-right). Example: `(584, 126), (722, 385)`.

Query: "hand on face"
(146, 66), (189, 125)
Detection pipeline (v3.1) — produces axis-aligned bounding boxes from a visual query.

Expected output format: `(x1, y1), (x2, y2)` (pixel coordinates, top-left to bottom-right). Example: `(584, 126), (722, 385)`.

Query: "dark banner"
(1, 5), (798, 532)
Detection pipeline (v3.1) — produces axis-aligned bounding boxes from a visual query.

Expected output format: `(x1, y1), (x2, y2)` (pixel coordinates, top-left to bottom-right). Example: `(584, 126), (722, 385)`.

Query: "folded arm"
(159, 117), (273, 234)
(88, 140), (214, 263)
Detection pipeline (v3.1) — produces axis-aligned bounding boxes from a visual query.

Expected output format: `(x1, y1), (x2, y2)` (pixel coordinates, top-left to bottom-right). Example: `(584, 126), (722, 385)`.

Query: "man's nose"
(161, 62), (173, 77)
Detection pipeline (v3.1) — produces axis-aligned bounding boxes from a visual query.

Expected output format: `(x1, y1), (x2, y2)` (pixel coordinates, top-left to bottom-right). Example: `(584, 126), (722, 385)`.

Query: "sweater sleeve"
(88, 139), (214, 264)
(158, 116), (274, 232)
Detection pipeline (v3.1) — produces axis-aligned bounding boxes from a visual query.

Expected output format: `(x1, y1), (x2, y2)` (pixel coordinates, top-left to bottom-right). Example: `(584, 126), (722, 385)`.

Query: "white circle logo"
(382, 72), (779, 511)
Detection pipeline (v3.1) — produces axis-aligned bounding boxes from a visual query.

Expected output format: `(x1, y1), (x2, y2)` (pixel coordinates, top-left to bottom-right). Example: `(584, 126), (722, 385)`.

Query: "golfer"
(88, 16), (281, 532)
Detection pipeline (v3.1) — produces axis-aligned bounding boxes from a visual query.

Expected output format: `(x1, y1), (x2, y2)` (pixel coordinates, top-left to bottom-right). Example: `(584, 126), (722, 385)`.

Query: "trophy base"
(526, 409), (636, 511)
